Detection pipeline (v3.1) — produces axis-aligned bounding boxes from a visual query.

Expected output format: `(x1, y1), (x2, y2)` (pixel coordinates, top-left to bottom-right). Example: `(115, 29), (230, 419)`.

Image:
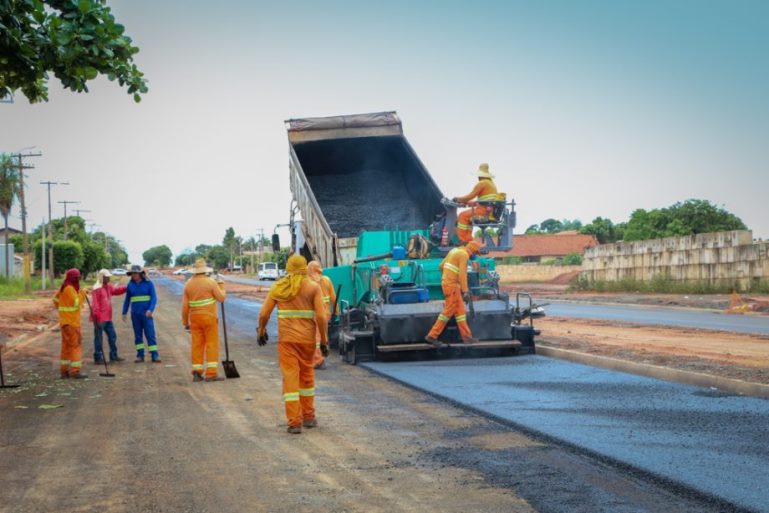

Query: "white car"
(172, 268), (188, 275)
(112, 268), (127, 276)
(258, 262), (279, 280)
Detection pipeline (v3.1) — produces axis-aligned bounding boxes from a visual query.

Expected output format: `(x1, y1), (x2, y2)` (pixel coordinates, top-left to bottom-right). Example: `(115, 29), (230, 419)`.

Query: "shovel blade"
(99, 373), (115, 378)
(222, 360), (240, 379)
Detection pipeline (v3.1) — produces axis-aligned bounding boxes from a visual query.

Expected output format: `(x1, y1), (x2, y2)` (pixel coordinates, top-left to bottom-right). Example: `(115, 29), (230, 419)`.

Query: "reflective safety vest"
(54, 286), (86, 328)
(131, 295), (151, 303)
(440, 247), (470, 291)
(189, 297), (217, 308)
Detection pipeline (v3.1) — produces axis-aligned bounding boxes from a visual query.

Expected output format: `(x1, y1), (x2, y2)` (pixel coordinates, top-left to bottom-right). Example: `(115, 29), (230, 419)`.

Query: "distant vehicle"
(226, 265), (243, 273)
(278, 269), (287, 278)
(257, 262), (279, 280)
(147, 267), (159, 275)
(172, 268), (188, 275)
(112, 268), (127, 276)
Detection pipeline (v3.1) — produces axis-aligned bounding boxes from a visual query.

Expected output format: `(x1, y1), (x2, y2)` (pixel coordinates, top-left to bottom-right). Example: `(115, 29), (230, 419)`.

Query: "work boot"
(151, 358), (163, 364)
(204, 376), (225, 382)
(94, 357), (105, 365)
(303, 418), (318, 429)
(287, 425), (302, 434)
(424, 336), (442, 348)
(60, 373), (70, 379)
(111, 356), (125, 363)
(73, 373), (89, 380)
(192, 373), (204, 382)
(134, 357), (145, 363)
(314, 360), (327, 370)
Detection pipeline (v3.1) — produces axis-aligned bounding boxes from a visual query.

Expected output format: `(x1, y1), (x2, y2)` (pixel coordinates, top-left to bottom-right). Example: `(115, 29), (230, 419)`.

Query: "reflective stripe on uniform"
(456, 315), (467, 322)
(299, 388), (315, 397)
(192, 364), (204, 370)
(479, 193), (499, 201)
(70, 361), (82, 368)
(457, 223), (471, 230)
(438, 314), (450, 322)
(131, 295), (151, 303)
(60, 359), (71, 365)
(58, 304), (79, 312)
(147, 345), (158, 352)
(135, 343), (146, 350)
(315, 342), (321, 348)
(444, 263), (460, 274)
(189, 297), (216, 307)
(284, 392), (300, 402)
(277, 310), (315, 319)
(206, 362), (218, 368)
(322, 296), (330, 303)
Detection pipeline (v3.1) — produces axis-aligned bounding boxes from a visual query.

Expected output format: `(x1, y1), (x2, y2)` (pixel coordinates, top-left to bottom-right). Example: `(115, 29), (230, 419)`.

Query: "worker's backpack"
(407, 234), (432, 259)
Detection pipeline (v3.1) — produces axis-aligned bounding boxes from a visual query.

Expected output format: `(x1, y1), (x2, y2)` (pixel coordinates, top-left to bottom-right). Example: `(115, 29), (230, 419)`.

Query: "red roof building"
(486, 232), (599, 263)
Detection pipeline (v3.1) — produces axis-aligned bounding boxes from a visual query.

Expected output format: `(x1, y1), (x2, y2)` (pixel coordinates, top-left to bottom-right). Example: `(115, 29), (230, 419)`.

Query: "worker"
(453, 163), (499, 243)
(307, 260), (336, 370)
(258, 255), (328, 434)
(90, 269), (127, 364)
(425, 240), (482, 346)
(122, 265), (160, 363)
(182, 258), (226, 382)
(53, 268), (89, 379)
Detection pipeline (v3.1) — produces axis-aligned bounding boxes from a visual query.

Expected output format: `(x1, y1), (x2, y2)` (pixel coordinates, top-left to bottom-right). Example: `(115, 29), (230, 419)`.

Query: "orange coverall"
(455, 178), (498, 243)
(53, 286), (88, 377)
(258, 279), (328, 428)
(427, 247), (473, 341)
(313, 275), (336, 368)
(182, 275), (226, 378)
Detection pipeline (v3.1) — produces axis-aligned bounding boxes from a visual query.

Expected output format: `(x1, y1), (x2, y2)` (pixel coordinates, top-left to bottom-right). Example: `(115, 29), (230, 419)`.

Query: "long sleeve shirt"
(53, 286), (88, 328)
(454, 178), (498, 204)
(182, 275), (226, 325)
(122, 279), (157, 316)
(440, 247), (471, 292)
(258, 278), (328, 344)
(90, 283), (127, 323)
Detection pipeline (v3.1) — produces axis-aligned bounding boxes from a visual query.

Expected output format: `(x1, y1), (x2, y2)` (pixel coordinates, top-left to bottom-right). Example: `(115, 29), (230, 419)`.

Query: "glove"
(258, 332), (269, 346)
(462, 291), (472, 303)
(320, 343), (329, 357)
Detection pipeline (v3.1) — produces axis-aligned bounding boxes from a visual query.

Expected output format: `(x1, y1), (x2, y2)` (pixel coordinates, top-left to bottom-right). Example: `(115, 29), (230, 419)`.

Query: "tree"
(81, 240), (109, 277)
(207, 245), (229, 270)
(222, 227), (236, 267)
(622, 199), (746, 241)
(0, 0), (147, 103)
(174, 251), (197, 267)
(563, 252), (583, 265)
(51, 240), (83, 272)
(539, 218), (564, 234)
(0, 154), (20, 278)
(580, 217), (623, 244)
(142, 245), (172, 267)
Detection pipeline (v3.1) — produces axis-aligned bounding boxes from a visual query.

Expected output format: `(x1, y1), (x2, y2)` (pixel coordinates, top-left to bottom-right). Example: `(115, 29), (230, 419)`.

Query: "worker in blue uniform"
(122, 265), (161, 363)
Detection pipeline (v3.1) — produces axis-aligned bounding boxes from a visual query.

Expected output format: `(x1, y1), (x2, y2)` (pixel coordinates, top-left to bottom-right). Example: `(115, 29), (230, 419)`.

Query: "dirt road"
(0, 283), (745, 513)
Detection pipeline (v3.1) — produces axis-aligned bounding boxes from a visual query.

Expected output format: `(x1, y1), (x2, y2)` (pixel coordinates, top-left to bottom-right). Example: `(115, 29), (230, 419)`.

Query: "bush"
(563, 252), (583, 266)
(569, 276), (768, 294)
(52, 240), (84, 274)
(499, 256), (523, 265)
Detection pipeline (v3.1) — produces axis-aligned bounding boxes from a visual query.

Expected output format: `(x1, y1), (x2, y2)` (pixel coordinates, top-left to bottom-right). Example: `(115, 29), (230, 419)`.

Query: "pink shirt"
(90, 283), (127, 323)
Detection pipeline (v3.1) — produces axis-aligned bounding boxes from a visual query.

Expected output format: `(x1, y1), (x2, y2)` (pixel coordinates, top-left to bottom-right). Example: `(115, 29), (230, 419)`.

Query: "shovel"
(0, 345), (20, 388)
(220, 302), (239, 379)
(84, 295), (115, 378)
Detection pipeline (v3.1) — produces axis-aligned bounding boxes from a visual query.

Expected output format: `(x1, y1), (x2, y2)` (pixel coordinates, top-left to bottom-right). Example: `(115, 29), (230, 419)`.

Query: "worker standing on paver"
(53, 268), (89, 379)
(307, 260), (335, 370)
(182, 258), (226, 382)
(453, 163), (499, 243)
(122, 265), (161, 363)
(258, 255), (328, 434)
(425, 240), (482, 346)
(90, 269), (127, 364)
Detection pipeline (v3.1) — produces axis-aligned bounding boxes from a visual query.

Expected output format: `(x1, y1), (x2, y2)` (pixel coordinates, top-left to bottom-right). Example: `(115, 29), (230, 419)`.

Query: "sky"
(2, 0), (768, 263)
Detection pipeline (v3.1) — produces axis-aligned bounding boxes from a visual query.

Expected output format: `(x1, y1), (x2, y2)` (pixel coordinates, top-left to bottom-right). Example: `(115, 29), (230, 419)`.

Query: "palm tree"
(0, 154), (20, 279)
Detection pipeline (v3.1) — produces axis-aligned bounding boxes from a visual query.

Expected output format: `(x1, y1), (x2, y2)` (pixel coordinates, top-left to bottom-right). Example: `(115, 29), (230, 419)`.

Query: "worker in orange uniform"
(53, 268), (89, 379)
(182, 258), (226, 382)
(425, 240), (482, 346)
(258, 255), (328, 434)
(307, 260), (336, 370)
(453, 163), (499, 243)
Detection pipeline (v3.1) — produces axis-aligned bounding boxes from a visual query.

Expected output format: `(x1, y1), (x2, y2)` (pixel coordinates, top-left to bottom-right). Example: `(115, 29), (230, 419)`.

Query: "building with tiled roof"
(486, 232), (599, 263)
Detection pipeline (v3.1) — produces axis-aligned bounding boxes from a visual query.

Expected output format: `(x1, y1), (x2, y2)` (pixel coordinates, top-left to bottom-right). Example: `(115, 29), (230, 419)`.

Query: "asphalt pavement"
(364, 356), (769, 513)
(546, 300), (769, 335)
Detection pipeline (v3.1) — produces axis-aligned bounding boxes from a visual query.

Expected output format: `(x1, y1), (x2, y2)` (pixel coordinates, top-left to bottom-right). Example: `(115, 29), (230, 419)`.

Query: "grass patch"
(0, 276), (47, 299)
(570, 275), (769, 294)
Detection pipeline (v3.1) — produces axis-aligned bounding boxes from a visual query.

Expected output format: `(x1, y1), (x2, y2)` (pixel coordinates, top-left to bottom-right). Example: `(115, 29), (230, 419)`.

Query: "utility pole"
(57, 200), (80, 240)
(41, 219), (46, 289)
(74, 208), (91, 218)
(41, 180), (68, 282)
(13, 151), (42, 293)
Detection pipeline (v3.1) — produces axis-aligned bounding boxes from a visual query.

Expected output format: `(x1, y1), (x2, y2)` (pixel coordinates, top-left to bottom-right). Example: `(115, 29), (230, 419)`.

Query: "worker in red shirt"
(425, 240), (481, 346)
(90, 269), (127, 364)
(258, 255), (328, 434)
(453, 163), (499, 243)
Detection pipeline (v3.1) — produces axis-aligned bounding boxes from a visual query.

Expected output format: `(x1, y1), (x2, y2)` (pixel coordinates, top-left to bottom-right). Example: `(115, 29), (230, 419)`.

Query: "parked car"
(257, 262), (279, 280)
(112, 268), (127, 276)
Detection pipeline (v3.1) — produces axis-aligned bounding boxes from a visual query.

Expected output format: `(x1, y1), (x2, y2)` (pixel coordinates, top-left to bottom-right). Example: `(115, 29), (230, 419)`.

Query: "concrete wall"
(496, 264), (582, 283)
(581, 230), (769, 289)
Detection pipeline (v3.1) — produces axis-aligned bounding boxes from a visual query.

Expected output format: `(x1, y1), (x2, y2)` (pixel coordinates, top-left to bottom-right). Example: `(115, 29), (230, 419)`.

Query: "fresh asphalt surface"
(364, 357), (769, 513)
(162, 276), (769, 512)
(546, 300), (769, 335)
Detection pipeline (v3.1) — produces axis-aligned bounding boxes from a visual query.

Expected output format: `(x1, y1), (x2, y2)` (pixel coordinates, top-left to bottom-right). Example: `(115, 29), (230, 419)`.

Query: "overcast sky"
(2, 0), (767, 263)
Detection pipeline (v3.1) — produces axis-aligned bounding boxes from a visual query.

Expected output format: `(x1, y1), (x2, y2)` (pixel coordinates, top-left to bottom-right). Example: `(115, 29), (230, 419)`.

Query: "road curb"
(537, 345), (769, 400)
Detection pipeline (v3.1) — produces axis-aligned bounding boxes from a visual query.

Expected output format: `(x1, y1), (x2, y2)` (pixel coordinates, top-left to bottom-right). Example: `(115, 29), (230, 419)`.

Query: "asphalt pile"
(309, 169), (432, 237)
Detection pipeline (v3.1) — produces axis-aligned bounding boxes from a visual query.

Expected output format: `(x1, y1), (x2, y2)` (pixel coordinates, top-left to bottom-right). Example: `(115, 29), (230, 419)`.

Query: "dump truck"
(280, 111), (541, 363)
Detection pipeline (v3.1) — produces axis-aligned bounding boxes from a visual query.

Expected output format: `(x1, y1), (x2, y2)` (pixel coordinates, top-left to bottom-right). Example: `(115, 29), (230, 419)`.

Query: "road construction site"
(1, 276), (768, 513)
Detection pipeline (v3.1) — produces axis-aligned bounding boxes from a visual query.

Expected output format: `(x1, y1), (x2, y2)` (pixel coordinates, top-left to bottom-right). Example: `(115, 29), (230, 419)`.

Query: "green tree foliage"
(92, 231), (128, 267)
(525, 218), (582, 235)
(81, 240), (109, 276)
(207, 246), (229, 270)
(579, 217), (624, 244)
(51, 240), (83, 272)
(622, 200), (746, 241)
(174, 251), (197, 267)
(562, 252), (583, 265)
(0, 154), (20, 277)
(0, 0), (147, 103)
(142, 245), (172, 267)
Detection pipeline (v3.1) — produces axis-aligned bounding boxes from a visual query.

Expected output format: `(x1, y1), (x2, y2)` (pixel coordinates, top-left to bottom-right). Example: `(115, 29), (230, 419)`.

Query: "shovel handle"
(220, 302), (230, 360)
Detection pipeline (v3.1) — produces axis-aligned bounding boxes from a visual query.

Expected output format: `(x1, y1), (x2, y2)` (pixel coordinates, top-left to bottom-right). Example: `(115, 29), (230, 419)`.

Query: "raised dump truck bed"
(287, 112), (445, 267)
